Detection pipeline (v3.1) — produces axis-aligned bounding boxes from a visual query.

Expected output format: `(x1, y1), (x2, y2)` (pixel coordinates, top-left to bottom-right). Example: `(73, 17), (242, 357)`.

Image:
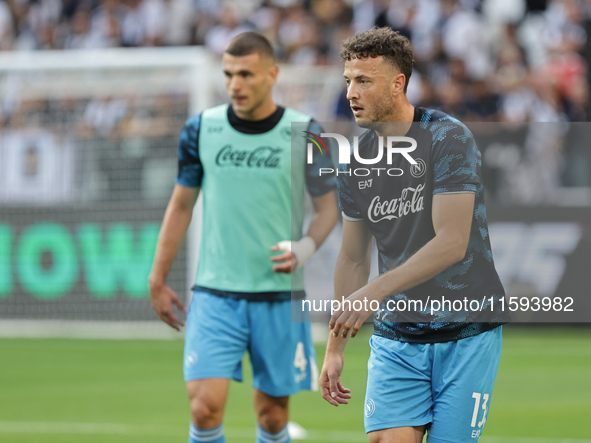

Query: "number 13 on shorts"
(470, 392), (490, 438)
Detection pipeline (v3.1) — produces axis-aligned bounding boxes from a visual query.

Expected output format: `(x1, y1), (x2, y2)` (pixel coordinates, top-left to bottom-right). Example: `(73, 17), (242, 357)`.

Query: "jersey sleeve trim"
(175, 178), (200, 188)
(433, 185), (477, 195)
(310, 187), (335, 198)
(342, 212), (364, 222)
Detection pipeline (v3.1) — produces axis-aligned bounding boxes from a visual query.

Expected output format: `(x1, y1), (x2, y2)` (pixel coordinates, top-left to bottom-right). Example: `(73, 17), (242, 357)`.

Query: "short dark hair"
(340, 27), (414, 92)
(225, 32), (274, 61)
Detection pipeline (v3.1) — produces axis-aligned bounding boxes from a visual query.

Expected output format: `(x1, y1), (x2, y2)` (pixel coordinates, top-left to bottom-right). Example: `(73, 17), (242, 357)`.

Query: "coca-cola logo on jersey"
(368, 184), (425, 223)
(215, 145), (281, 168)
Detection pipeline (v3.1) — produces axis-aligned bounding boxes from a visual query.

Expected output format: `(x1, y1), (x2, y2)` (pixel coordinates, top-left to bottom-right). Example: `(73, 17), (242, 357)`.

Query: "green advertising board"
(0, 204), (187, 321)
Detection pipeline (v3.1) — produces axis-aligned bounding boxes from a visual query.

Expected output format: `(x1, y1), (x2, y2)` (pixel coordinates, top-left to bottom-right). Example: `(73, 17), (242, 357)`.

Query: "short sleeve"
(176, 114), (203, 188)
(337, 163), (363, 221)
(304, 120), (337, 197)
(431, 124), (480, 195)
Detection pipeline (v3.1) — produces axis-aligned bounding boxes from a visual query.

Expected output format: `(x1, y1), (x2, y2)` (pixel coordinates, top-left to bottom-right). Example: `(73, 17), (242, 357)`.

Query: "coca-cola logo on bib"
(215, 145), (281, 168)
(367, 184), (425, 223)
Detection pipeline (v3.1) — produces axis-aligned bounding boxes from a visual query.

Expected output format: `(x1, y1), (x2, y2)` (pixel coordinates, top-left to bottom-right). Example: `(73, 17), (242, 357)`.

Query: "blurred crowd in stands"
(1, 0), (590, 123)
(0, 92), (190, 204)
(1, 0), (591, 205)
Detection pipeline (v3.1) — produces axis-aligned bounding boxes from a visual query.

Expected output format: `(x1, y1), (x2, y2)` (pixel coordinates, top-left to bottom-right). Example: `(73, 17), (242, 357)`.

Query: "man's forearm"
(327, 248), (371, 353)
(334, 249), (371, 302)
(306, 192), (338, 248)
(363, 232), (467, 303)
(149, 203), (194, 286)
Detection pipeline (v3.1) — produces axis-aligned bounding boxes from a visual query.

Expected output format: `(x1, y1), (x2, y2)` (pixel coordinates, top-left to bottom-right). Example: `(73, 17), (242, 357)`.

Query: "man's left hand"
(270, 242), (298, 273)
(329, 288), (382, 338)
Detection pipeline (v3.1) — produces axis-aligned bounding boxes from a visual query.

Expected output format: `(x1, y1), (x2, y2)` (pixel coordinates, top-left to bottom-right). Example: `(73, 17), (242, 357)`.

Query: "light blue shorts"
(364, 326), (502, 442)
(183, 289), (318, 397)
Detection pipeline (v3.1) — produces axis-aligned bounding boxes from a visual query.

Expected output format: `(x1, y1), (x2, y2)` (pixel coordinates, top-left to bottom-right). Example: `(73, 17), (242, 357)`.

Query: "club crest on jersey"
(410, 158), (427, 178)
(281, 128), (291, 139)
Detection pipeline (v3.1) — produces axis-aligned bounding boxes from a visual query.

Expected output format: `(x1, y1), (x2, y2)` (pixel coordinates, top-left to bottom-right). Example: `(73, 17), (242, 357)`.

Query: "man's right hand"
(319, 352), (351, 407)
(149, 281), (187, 331)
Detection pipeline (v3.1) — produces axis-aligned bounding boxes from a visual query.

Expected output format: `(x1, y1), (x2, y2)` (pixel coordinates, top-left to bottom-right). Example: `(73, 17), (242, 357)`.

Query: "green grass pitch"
(0, 326), (590, 443)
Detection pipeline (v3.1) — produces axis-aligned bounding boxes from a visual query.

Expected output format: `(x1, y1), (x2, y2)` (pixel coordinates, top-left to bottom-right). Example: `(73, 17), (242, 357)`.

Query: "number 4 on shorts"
(294, 342), (308, 372)
(471, 392), (489, 428)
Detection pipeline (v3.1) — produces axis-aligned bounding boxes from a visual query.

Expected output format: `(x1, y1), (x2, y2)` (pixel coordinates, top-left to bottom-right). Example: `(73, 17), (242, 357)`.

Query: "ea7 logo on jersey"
(359, 179), (373, 189)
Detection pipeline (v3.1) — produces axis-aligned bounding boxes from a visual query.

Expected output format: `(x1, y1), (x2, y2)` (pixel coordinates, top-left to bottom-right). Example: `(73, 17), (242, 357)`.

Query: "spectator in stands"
(89, 0), (124, 48)
(0, 1), (13, 50)
(120, 0), (167, 47)
(204, 5), (253, 54)
(63, 8), (95, 49)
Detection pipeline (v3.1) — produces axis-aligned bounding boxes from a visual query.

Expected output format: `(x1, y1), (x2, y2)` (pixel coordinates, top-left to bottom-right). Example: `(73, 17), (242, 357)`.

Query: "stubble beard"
(356, 93), (396, 130)
(242, 87), (270, 119)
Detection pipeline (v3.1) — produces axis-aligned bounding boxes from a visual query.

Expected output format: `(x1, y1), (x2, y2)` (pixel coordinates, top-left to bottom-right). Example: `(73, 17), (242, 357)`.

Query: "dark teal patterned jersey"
(337, 107), (509, 343)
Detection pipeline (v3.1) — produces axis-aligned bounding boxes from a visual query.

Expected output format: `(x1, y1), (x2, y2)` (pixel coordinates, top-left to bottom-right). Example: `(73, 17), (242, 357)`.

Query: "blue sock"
(189, 422), (225, 443)
(256, 423), (290, 443)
